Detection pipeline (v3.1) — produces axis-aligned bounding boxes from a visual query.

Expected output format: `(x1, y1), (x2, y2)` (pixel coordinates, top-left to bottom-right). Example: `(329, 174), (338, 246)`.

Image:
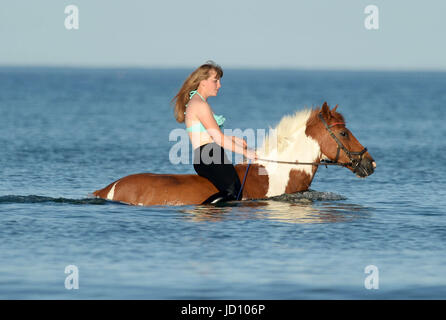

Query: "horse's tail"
(92, 179), (119, 200)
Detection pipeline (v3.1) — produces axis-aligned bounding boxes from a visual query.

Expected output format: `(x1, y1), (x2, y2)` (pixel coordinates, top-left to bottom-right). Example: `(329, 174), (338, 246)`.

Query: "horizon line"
(1, 63), (446, 73)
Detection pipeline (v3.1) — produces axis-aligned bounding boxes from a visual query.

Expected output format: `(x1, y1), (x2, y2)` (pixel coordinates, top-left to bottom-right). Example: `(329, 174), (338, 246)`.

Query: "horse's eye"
(340, 131), (348, 137)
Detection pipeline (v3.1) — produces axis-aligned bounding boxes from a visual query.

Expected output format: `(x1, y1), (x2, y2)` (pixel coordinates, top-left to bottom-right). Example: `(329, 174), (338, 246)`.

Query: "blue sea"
(0, 67), (445, 299)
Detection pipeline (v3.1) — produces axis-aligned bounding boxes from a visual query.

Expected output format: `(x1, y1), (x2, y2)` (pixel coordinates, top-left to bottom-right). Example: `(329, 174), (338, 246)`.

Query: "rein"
(255, 158), (351, 167)
(237, 160), (251, 200)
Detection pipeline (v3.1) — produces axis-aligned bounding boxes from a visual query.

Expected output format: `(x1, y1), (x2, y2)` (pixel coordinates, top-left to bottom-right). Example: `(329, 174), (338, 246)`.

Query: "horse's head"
(307, 102), (376, 178)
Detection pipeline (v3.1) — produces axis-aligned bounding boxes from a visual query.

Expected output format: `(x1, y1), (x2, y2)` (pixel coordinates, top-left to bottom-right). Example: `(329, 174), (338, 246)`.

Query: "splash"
(267, 189), (347, 203)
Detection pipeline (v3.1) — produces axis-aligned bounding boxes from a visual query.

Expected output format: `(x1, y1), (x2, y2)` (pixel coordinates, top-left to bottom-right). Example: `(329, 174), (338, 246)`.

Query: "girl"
(172, 61), (257, 204)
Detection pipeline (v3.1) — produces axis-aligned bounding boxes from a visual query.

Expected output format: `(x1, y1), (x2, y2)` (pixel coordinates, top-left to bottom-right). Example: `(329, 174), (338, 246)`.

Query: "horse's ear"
(321, 102), (331, 119)
(332, 104), (338, 114)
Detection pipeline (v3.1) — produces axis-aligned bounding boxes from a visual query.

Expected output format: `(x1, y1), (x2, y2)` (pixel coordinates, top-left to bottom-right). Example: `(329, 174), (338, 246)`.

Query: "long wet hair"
(172, 61), (223, 123)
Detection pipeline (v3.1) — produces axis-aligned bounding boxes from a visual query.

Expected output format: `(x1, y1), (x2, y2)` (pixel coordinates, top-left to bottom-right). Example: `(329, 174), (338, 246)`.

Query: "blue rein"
(236, 160), (251, 201)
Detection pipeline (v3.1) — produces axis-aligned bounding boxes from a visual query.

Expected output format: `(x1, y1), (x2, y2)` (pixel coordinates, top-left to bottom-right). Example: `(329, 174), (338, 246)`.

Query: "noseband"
(318, 112), (368, 172)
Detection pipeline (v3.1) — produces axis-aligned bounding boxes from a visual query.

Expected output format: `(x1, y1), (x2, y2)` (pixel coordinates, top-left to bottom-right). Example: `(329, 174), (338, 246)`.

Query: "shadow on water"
(0, 195), (107, 205)
(180, 190), (371, 224)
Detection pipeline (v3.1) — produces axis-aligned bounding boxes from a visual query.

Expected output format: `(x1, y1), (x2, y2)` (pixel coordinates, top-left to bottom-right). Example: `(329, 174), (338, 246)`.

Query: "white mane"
(255, 108), (322, 197)
(257, 108), (314, 156)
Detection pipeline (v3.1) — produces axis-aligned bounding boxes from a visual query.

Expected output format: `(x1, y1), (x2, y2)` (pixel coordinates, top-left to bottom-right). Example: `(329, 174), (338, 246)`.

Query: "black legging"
(193, 143), (242, 204)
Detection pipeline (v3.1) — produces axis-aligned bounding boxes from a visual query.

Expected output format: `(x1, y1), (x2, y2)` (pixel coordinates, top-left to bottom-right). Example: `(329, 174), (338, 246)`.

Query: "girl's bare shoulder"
(187, 99), (212, 115)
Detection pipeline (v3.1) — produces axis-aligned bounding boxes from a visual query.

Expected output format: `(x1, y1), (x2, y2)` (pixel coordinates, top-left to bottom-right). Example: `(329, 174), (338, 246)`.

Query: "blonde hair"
(172, 61), (223, 123)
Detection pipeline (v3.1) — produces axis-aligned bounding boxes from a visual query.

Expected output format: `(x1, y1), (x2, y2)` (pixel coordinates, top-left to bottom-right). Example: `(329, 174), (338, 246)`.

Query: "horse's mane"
(259, 108), (313, 155)
(258, 106), (345, 155)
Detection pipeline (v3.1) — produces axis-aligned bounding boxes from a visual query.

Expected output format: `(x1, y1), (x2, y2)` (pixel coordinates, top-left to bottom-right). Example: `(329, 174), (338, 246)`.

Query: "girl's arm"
(195, 103), (257, 159)
(232, 136), (248, 149)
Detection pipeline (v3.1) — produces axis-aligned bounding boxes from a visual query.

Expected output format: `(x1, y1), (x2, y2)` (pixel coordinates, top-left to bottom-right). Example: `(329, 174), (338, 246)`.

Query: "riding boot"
(201, 192), (226, 204)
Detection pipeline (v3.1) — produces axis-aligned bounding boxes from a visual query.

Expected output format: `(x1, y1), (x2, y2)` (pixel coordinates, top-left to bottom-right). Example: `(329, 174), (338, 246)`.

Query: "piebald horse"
(93, 103), (376, 206)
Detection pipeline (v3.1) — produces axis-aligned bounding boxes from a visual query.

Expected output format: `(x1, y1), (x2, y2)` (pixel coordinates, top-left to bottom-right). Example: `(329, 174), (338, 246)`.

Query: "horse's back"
(93, 172), (218, 206)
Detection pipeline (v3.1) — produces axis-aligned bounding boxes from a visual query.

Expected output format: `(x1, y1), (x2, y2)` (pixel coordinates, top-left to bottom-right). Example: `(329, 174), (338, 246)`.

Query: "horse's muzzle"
(353, 158), (376, 178)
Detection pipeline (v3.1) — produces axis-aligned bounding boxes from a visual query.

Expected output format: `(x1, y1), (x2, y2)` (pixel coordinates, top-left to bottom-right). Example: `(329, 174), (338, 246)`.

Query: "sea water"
(0, 67), (445, 299)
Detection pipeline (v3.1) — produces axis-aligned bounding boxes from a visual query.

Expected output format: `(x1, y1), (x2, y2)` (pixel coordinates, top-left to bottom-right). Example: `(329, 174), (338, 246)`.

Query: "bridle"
(317, 112), (368, 174)
(254, 112), (368, 170)
(237, 112), (369, 200)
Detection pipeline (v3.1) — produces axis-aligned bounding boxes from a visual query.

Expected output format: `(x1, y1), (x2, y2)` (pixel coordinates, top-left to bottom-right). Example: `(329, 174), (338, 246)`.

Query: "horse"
(92, 102), (376, 206)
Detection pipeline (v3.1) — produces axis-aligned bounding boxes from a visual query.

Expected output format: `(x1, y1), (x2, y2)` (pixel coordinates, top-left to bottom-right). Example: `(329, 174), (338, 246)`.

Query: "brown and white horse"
(92, 102), (376, 206)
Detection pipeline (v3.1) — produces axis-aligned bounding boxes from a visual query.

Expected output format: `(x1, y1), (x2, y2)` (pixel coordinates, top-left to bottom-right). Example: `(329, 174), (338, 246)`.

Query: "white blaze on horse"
(92, 102), (376, 206)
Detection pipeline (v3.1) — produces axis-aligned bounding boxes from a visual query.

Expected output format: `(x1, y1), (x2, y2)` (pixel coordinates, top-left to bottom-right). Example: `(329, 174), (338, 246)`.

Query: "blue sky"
(0, 0), (445, 70)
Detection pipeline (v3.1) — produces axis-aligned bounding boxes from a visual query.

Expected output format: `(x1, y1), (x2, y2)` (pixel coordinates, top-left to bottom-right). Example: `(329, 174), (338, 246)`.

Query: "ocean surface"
(0, 67), (445, 299)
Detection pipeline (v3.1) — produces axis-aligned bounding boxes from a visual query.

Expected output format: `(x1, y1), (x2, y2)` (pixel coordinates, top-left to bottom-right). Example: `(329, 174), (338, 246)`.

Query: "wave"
(0, 190), (346, 206)
(0, 195), (107, 205)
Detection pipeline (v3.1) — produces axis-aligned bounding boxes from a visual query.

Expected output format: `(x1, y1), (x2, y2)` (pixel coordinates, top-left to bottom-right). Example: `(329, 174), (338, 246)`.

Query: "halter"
(317, 112), (368, 174)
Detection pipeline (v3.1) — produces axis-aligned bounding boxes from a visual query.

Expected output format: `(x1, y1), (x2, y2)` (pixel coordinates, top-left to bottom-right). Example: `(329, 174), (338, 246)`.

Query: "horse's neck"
(254, 126), (322, 197)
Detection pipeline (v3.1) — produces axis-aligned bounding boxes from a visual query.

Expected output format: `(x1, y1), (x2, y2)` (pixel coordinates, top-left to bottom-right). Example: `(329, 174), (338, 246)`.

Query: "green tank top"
(184, 90), (225, 132)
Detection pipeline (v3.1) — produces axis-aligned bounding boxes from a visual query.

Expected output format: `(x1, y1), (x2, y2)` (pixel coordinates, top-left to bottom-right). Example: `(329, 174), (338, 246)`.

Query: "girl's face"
(199, 70), (221, 97)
